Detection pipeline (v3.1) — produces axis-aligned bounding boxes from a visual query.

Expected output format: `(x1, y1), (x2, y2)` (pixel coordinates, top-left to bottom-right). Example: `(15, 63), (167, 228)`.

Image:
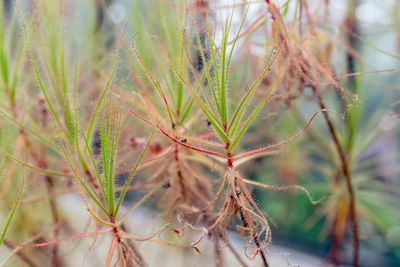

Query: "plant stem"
(222, 233), (249, 267)
(214, 236), (223, 267)
(225, 138), (269, 266)
(174, 145), (186, 199)
(254, 236), (269, 267)
(312, 86), (359, 267)
(44, 175), (64, 267)
(20, 131), (64, 267)
(3, 239), (39, 267)
(227, 150), (269, 267)
(110, 217), (129, 264)
(237, 198), (268, 267)
(120, 223), (147, 267)
(6, 94), (64, 266)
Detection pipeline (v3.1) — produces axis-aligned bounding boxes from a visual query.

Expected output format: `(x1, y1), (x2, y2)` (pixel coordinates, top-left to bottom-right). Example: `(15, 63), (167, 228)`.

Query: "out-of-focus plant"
(1, 0), (400, 266)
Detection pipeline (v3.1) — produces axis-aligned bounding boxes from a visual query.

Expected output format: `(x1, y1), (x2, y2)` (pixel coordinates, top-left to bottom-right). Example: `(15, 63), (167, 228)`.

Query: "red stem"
(174, 145), (186, 198)
(156, 123), (226, 158)
(3, 240), (39, 267)
(312, 87), (359, 267)
(233, 110), (323, 161)
(7, 229), (113, 247)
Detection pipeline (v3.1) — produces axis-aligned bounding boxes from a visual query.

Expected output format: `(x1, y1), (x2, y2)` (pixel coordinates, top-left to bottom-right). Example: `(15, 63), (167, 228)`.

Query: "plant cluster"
(1, 0), (400, 266)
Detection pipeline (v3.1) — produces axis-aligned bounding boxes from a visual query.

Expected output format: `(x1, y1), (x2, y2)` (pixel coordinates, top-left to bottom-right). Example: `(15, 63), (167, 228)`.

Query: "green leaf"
(86, 23), (126, 140)
(114, 130), (154, 216)
(0, 146), (72, 178)
(18, 6), (71, 144)
(195, 28), (219, 113)
(57, 128), (109, 217)
(228, 40), (278, 137)
(160, 43), (230, 143)
(0, 109), (59, 151)
(228, 61), (286, 153)
(0, 175), (24, 246)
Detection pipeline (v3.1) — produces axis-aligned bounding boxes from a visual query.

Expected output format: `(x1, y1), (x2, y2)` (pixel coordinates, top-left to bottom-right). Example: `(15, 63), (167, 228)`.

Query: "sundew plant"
(1, 0), (400, 266)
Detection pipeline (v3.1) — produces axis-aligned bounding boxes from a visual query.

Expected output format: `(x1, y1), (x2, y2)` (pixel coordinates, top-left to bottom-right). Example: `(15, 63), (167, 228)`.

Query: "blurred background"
(1, 0), (400, 266)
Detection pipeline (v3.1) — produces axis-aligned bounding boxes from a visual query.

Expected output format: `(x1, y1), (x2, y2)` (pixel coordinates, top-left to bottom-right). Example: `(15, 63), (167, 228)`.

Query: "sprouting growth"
(1, 0), (399, 266)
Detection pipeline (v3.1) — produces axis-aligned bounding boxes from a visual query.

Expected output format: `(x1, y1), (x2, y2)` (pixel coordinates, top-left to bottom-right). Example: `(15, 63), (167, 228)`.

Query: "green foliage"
(0, 0), (400, 266)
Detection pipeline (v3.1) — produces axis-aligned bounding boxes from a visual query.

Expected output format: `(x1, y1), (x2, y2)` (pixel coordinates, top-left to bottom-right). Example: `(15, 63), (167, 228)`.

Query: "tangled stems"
(225, 144), (270, 267)
(117, 81), (324, 265)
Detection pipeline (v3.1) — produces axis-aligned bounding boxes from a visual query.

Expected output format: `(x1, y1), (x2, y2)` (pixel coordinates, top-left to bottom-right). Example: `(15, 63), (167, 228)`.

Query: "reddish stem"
(112, 91), (153, 126)
(227, 10), (268, 45)
(312, 87), (359, 267)
(174, 145), (186, 199)
(233, 110), (323, 161)
(7, 229), (113, 247)
(3, 240), (39, 267)
(156, 123), (226, 158)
